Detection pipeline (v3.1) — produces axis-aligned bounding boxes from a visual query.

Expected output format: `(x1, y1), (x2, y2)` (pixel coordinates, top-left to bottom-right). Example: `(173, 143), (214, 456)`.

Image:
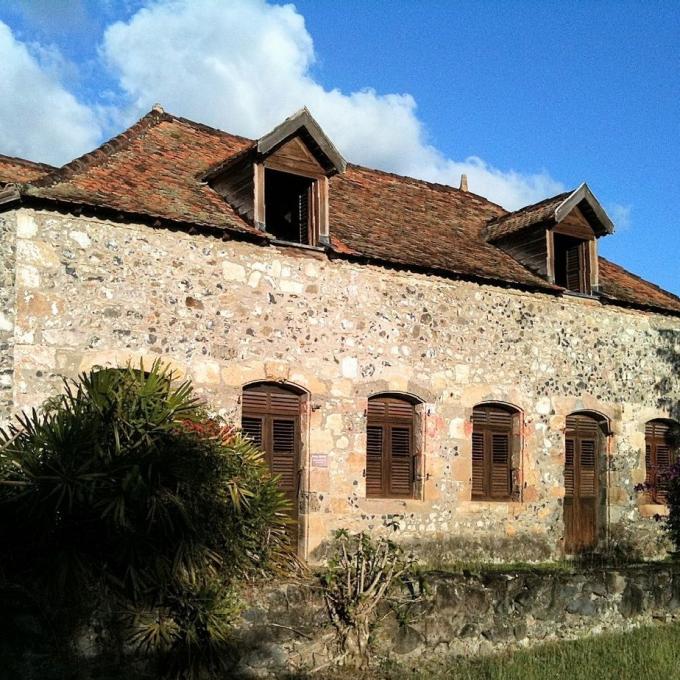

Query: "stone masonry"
(2, 207), (679, 562)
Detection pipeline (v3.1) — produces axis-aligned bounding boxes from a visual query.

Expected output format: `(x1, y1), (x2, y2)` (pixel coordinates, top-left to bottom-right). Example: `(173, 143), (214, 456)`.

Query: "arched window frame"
(645, 419), (679, 504)
(471, 402), (522, 502)
(366, 393), (422, 499)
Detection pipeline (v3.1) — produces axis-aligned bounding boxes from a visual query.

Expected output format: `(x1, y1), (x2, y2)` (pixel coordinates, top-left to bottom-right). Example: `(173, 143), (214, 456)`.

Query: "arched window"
(645, 419), (678, 504)
(366, 394), (417, 498)
(471, 403), (520, 501)
(241, 383), (303, 517)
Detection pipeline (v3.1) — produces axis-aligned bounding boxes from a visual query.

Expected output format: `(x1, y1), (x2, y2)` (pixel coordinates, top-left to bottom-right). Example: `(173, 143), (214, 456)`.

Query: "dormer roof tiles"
(0, 154), (55, 185)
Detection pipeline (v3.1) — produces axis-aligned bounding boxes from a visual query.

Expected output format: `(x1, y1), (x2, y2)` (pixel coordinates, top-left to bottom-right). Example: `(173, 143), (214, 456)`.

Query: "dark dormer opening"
(553, 233), (591, 294)
(264, 168), (315, 245)
(205, 109), (346, 247)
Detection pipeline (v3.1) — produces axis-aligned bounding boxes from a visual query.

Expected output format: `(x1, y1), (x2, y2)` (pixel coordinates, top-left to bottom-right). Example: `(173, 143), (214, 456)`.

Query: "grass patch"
(304, 622), (680, 680)
(379, 622), (680, 680)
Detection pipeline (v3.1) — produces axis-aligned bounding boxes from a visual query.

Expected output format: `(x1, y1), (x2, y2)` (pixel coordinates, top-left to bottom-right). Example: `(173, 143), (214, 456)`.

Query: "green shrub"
(0, 362), (292, 679)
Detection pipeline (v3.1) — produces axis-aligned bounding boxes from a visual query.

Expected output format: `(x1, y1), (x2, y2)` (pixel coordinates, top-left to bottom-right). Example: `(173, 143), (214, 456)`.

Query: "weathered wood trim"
(254, 162), (265, 228)
(257, 108), (346, 175)
(318, 176), (329, 245)
(555, 183), (614, 235)
(589, 240), (599, 292)
(546, 229), (555, 283)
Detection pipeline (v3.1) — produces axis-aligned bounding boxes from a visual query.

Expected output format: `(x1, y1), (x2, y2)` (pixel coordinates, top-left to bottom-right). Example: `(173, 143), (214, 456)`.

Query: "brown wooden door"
(564, 414), (601, 553)
(242, 384), (301, 520)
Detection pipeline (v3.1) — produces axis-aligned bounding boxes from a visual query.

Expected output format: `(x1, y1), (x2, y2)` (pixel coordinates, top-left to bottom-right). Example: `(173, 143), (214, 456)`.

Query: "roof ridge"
(170, 113), (256, 143)
(599, 256), (680, 306)
(0, 153), (56, 172)
(345, 162), (507, 210)
(32, 108), (170, 188)
(486, 189), (573, 226)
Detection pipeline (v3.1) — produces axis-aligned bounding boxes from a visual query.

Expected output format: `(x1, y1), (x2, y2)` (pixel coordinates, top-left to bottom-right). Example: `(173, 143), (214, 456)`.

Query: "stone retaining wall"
(234, 563), (680, 677)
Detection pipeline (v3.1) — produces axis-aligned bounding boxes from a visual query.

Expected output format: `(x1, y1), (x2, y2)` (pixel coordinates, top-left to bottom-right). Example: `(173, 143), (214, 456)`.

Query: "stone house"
(0, 107), (678, 563)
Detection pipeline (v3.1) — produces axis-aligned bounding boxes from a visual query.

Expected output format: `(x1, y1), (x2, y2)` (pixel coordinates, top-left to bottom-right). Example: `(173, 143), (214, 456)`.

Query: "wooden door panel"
(564, 419), (600, 553)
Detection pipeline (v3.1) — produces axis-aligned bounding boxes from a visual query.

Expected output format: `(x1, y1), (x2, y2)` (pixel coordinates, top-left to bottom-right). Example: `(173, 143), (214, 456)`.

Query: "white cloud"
(0, 21), (101, 166)
(101, 0), (563, 209)
(606, 203), (632, 231)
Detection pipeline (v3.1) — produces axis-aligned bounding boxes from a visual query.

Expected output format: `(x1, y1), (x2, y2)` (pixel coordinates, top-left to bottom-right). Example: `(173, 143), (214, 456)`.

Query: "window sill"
(358, 497), (424, 512)
(471, 497), (514, 503)
(461, 499), (523, 512)
(560, 290), (601, 301)
(268, 238), (327, 253)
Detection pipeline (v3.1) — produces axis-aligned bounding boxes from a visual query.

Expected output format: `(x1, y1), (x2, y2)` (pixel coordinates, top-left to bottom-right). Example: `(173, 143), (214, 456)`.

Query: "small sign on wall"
(311, 454), (329, 468)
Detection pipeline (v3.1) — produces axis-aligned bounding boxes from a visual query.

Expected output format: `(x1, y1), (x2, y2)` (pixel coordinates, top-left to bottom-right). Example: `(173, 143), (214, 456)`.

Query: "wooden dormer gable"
(485, 183), (614, 295)
(207, 108), (345, 247)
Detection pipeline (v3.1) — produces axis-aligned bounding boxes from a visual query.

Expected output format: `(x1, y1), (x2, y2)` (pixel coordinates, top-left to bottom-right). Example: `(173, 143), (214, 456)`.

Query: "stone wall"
(4, 207), (680, 560)
(0, 211), (17, 426)
(234, 563), (680, 677)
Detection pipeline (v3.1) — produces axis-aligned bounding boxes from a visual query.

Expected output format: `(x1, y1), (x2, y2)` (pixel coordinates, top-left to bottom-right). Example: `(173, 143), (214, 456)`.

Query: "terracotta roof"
(0, 154), (55, 185)
(485, 191), (571, 241)
(25, 110), (261, 235)
(329, 164), (550, 288)
(598, 258), (680, 314)
(5, 109), (679, 315)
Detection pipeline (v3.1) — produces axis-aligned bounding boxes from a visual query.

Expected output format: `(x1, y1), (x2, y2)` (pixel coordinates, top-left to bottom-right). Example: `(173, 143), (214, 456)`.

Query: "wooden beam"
(253, 162), (265, 229)
(546, 229), (555, 283)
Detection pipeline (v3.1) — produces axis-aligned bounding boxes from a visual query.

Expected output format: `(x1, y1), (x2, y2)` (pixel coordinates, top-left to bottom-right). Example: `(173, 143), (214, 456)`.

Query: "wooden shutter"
(564, 438), (575, 497)
(490, 433), (511, 498)
(242, 416), (264, 449)
(390, 425), (413, 496)
(366, 425), (384, 496)
(272, 418), (296, 492)
(242, 383), (301, 517)
(645, 420), (676, 503)
(471, 405), (514, 500)
(565, 244), (582, 292)
(297, 187), (310, 244)
(366, 396), (415, 498)
(578, 439), (597, 497)
(471, 431), (485, 497)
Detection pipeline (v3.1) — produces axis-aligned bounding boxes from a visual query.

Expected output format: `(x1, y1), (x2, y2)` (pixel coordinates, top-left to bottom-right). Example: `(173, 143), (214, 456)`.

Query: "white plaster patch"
(17, 265), (40, 288)
(448, 417), (466, 439)
(16, 240), (60, 268)
(279, 279), (304, 295)
(222, 261), (246, 282)
(69, 231), (91, 248)
(0, 313), (13, 332)
(455, 364), (470, 383)
(247, 271), (262, 288)
(536, 397), (552, 415)
(341, 356), (358, 378)
(16, 212), (38, 238)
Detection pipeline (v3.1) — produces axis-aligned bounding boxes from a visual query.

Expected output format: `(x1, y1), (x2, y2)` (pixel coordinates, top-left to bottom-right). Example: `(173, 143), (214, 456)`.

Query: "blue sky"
(0, 0), (678, 295)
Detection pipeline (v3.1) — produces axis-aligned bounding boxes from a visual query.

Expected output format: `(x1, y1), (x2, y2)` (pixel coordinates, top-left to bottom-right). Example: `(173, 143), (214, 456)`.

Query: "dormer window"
(484, 183), (614, 296)
(205, 108), (346, 249)
(264, 169), (316, 245)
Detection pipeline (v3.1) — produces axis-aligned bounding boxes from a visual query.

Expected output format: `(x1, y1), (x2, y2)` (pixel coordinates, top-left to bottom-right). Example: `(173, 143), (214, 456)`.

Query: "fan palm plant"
(0, 361), (291, 679)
